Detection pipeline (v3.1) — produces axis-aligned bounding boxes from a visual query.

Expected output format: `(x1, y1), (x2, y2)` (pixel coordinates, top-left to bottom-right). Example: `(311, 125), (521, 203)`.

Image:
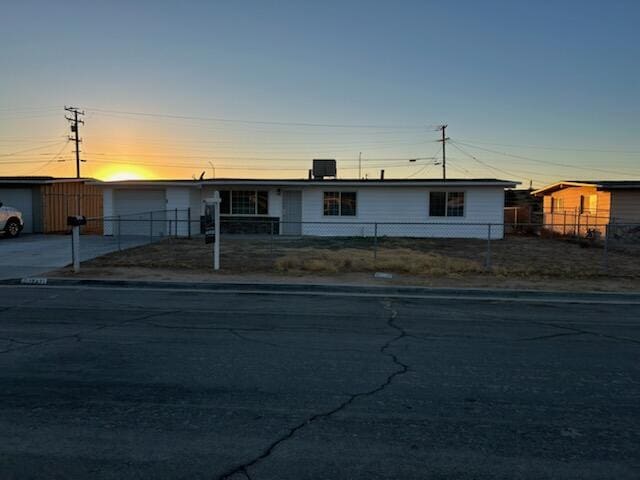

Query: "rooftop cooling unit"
(312, 159), (337, 179)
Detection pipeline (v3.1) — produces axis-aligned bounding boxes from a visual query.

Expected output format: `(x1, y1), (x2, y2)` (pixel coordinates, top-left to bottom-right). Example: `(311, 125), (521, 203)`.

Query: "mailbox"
(67, 215), (87, 226)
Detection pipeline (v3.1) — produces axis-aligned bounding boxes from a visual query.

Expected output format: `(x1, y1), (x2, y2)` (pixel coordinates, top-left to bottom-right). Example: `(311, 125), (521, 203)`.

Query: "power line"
(23, 140), (71, 175)
(0, 139), (67, 157)
(454, 140), (640, 177)
(448, 141), (549, 184)
(455, 138), (640, 155)
(86, 107), (430, 130)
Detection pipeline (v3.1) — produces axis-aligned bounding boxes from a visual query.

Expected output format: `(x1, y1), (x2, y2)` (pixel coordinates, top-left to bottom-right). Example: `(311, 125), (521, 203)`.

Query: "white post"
(205, 192), (221, 271)
(72, 225), (80, 273)
(214, 191), (220, 270)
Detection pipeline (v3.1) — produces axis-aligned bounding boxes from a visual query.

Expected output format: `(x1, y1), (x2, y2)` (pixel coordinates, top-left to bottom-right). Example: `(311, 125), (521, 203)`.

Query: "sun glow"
(96, 165), (152, 181)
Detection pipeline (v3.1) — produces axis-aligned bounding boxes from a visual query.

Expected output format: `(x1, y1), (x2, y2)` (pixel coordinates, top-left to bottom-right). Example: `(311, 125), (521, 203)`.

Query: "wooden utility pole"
(438, 124), (449, 180)
(65, 106), (85, 178)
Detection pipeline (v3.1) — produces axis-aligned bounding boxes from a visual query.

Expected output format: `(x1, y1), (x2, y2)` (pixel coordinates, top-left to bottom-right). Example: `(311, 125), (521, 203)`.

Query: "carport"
(0, 177), (103, 234)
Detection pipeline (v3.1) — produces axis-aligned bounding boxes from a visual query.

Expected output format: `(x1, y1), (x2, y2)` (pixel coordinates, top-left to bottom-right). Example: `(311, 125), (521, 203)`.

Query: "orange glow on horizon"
(95, 164), (152, 181)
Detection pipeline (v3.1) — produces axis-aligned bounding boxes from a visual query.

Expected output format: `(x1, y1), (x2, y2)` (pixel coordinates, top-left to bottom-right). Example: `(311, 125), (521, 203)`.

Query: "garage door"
(113, 190), (167, 236)
(0, 188), (34, 233)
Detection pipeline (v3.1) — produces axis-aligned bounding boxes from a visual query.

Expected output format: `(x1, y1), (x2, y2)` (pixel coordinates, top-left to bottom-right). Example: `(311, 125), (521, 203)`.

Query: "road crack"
(530, 321), (640, 345)
(215, 298), (409, 480)
(0, 310), (178, 354)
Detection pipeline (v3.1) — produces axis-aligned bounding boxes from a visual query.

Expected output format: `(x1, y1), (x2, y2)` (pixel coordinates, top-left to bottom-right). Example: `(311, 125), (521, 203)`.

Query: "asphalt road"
(0, 284), (639, 479)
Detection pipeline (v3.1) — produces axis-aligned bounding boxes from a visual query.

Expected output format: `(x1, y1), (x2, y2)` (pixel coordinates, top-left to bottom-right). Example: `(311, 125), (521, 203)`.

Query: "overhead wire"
(85, 107), (433, 130)
(454, 140), (640, 177)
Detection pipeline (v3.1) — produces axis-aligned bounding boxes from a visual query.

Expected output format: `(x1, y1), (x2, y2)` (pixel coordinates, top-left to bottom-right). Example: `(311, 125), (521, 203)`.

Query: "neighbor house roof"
(532, 180), (640, 196)
(0, 176), (96, 185)
(89, 178), (520, 188)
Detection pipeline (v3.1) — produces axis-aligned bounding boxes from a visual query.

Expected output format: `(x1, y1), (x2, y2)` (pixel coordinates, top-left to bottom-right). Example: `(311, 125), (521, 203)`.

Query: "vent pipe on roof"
(308, 169), (313, 180)
(380, 169), (385, 180)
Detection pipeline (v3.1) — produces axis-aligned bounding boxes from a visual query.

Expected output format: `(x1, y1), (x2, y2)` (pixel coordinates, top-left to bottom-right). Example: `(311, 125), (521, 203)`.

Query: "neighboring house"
(94, 178), (519, 239)
(532, 180), (640, 235)
(0, 177), (103, 234)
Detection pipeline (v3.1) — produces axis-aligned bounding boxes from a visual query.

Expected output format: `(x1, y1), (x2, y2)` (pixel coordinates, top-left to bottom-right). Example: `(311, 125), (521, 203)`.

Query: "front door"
(282, 190), (302, 235)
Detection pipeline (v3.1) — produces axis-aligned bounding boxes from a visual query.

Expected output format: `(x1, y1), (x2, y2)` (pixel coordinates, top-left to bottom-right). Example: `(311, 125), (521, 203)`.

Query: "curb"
(4, 276), (640, 303)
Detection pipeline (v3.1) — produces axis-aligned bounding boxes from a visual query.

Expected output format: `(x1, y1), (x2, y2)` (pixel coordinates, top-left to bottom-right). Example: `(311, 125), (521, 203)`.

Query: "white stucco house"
(94, 178), (518, 239)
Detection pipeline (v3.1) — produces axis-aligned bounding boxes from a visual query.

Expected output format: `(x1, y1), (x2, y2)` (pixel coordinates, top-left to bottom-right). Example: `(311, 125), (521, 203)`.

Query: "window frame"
(323, 191), (358, 217)
(428, 191), (466, 218)
(219, 189), (270, 216)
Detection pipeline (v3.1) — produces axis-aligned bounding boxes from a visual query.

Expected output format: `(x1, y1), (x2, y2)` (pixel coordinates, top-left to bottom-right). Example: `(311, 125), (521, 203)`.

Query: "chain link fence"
(67, 211), (640, 280)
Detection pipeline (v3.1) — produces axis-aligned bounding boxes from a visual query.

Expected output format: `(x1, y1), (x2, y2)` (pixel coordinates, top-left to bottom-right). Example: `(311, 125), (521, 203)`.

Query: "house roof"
(0, 176), (96, 185)
(89, 177), (520, 188)
(532, 180), (640, 196)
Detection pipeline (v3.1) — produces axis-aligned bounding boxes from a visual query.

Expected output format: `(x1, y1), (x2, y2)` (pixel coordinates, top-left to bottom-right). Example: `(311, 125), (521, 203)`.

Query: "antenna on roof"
(199, 171), (205, 180)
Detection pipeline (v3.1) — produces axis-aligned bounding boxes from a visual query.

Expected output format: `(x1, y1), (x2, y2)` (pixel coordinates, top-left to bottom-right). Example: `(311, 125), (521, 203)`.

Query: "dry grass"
(82, 234), (640, 279)
(274, 248), (484, 275)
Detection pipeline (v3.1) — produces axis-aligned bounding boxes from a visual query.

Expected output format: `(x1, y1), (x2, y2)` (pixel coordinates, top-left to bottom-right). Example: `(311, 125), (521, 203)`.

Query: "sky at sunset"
(1, 0), (639, 187)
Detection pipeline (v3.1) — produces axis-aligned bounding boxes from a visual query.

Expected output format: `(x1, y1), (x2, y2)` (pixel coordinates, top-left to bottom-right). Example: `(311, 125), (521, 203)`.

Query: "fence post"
(270, 220), (274, 256)
(602, 223), (609, 272)
(373, 222), (378, 260)
(72, 225), (80, 273)
(563, 211), (567, 235)
(117, 216), (121, 251)
(187, 207), (191, 239)
(485, 224), (492, 271)
(149, 211), (153, 242)
(175, 208), (178, 237)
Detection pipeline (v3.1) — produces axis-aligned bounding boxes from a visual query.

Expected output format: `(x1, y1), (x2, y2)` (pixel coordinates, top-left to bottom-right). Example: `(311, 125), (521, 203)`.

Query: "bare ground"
(51, 234), (640, 292)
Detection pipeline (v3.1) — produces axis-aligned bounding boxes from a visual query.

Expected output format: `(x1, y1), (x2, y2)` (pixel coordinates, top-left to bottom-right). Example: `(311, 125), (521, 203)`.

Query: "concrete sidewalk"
(0, 234), (150, 280)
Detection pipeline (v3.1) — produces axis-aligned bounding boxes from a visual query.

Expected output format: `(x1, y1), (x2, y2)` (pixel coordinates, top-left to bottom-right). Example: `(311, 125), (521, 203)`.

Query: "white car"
(0, 203), (24, 238)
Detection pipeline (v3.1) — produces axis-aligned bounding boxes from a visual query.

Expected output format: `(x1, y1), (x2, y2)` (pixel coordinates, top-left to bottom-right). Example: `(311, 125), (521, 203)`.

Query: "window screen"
(430, 191), (464, 217)
(447, 192), (465, 217)
(323, 192), (340, 216)
(232, 191), (257, 214)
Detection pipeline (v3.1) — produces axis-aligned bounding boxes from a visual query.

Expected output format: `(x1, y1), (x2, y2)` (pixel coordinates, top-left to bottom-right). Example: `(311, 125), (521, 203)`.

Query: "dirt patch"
(53, 234), (640, 291)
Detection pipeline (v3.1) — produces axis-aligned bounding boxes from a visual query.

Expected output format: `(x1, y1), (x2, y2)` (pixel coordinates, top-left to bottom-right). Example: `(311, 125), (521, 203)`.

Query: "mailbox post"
(204, 192), (221, 270)
(67, 216), (87, 273)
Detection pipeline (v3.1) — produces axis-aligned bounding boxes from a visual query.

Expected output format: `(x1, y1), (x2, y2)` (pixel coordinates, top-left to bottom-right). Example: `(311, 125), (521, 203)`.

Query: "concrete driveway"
(0, 234), (150, 279)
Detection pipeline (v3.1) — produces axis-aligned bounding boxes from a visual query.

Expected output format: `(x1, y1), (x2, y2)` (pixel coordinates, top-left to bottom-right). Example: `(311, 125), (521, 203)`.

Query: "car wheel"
(5, 220), (20, 238)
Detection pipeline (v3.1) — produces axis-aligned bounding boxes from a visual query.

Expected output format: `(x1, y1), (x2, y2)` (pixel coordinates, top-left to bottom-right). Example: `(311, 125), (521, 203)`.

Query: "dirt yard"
(62, 234), (640, 291)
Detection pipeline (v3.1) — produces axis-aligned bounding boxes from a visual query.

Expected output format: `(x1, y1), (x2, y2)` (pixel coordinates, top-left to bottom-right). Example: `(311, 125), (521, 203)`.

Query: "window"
(324, 192), (356, 216)
(257, 191), (269, 215)
(220, 191), (230, 214)
(429, 191), (464, 217)
(219, 190), (269, 215)
(447, 192), (465, 217)
(340, 192), (357, 216)
(588, 194), (597, 215)
(429, 192), (447, 217)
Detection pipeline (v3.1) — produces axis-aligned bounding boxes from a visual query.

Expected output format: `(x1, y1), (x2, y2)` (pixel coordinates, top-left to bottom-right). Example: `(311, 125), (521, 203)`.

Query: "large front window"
(324, 192), (357, 216)
(429, 191), (465, 217)
(219, 190), (269, 215)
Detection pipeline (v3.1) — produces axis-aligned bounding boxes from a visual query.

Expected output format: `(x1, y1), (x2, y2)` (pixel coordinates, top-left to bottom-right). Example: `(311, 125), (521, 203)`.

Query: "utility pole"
(358, 152), (362, 179)
(437, 124), (449, 180)
(65, 106), (85, 178)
